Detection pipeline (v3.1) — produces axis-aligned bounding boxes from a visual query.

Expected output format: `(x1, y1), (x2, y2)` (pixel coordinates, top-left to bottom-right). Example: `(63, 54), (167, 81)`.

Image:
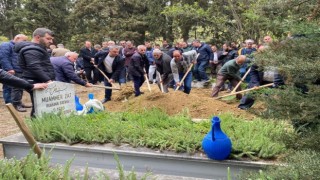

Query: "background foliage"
(0, 0), (319, 49)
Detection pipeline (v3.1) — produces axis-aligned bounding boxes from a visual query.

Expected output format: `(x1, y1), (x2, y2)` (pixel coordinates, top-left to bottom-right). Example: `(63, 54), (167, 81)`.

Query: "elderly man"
(123, 41), (136, 81)
(129, 45), (148, 97)
(51, 43), (70, 57)
(211, 55), (247, 99)
(0, 34), (29, 111)
(79, 41), (98, 84)
(153, 49), (173, 93)
(14, 28), (56, 117)
(209, 45), (223, 78)
(95, 46), (124, 103)
(171, 50), (197, 94)
(239, 39), (257, 82)
(50, 52), (92, 87)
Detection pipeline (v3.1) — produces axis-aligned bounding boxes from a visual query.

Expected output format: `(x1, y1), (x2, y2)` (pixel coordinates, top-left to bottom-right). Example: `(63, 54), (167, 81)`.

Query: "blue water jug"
(202, 116), (232, 160)
(87, 93), (94, 114)
(75, 95), (83, 111)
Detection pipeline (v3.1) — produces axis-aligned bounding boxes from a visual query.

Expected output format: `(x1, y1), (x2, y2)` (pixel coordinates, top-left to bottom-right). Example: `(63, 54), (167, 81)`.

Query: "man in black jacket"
(0, 69), (48, 92)
(128, 45), (148, 97)
(14, 28), (55, 117)
(153, 49), (173, 93)
(95, 46), (124, 103)
(79, 41), (98, 84)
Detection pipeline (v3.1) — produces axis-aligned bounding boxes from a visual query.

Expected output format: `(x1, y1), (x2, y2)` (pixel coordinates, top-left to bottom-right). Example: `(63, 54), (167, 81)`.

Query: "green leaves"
(28, 108), (293, 160)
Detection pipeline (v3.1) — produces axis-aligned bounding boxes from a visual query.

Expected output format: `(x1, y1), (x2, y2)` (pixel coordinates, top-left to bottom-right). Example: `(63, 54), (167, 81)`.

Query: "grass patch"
(0, 151), (151, 180)
(239, 150), (320, 179)
(27, 108), (294, 160)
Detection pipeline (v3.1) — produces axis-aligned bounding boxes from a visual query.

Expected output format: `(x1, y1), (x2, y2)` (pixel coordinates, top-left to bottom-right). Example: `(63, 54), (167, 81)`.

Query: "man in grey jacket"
(171, 50), (197, 94)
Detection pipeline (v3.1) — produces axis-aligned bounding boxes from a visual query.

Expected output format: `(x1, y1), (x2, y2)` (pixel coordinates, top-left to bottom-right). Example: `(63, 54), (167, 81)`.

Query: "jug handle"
(211, 125), (215, 141)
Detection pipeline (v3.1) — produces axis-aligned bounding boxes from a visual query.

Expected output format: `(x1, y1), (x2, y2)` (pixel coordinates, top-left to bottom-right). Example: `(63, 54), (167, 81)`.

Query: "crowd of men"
(0, 27), (281, 117)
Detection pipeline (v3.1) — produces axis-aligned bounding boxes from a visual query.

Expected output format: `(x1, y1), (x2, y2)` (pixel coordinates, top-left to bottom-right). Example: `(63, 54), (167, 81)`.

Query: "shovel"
(215, 83), (274, 99)
(231, 67), (251, 94)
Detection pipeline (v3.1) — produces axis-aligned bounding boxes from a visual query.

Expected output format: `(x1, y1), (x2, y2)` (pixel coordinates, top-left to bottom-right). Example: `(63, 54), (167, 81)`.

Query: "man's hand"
(90, 58), (95, 64)
(176, 82), (181, 87)
(85, 83), (93, 87)
(109, 79), (114, 83)
(7, 70), (15, 75)
(223, 51), (228, 55)
(32, 83), (48, 90)
(192, 60), (197, 64)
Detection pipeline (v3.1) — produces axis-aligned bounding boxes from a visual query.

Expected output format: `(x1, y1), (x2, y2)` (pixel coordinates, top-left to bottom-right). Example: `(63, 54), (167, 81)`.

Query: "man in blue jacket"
(0, 34), (29, 111)
(192, 40), (213, 82)
(50, 52), (92, 87)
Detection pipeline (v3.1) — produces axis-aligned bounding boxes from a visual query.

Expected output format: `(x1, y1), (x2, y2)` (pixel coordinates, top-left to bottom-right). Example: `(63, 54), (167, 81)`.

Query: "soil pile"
(104, 83), (254, 119)
(114, 85), (135, 101)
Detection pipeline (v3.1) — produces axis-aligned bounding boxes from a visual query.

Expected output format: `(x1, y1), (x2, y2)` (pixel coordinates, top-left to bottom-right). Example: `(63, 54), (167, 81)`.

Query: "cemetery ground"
(0, 81), (256, 159)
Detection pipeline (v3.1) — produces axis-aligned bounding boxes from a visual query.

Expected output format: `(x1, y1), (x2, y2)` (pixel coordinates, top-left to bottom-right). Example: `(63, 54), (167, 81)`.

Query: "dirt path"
(0, 81), (254, 158)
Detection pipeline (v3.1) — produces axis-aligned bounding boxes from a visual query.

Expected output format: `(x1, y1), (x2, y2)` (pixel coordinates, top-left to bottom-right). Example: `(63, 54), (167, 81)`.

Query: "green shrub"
(27, 108), (294, 160)
(239, 150), (320, 180)
(0, 151), (64, 179)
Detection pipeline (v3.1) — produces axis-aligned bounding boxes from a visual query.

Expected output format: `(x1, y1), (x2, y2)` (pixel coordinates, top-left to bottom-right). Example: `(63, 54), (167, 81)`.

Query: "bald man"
(129, 45), (148, 96)
(211, 55), (247, 99)
(50, 52), (92, 87)
(0, 34), (29, 111)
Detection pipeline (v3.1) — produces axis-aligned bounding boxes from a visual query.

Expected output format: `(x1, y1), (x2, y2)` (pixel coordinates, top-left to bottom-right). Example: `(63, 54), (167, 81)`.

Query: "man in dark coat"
(95, 46), (125, 103)
(14, 28), (55, 117)
(153, 49), (173, 93)
(50, 52), (92, 87)
(128, 45), (148, 97)
(123, 41), (136, 81)
(192, 39), (213, 82)
(79, 41), (98, 84)
(0, 69), (48, 91)
(0, 34), (29, 112)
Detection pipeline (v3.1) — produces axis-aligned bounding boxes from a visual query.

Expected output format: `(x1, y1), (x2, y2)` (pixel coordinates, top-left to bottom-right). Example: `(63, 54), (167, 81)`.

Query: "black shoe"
(14, 105), (27, 112)
(21, 104), (32, 108)
(101, 98), (111, 104)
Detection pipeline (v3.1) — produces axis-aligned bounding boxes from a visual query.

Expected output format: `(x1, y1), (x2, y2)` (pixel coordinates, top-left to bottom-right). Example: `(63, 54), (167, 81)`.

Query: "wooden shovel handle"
(215, 83), (274, 99)
(6, 104), (42, 158)
(95, 66), (111, 82)
(91, 85), (121, 90)
(157, 71), (164, 93)
(144, 69), (152, 92)
(175, 63), (194, 91)
(231, 67), (251, 94)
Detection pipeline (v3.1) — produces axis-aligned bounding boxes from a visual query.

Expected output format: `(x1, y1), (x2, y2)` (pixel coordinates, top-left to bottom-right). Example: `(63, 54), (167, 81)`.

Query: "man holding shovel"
(211, 55), (247, 99)
(171, 50), (198, 94)
(153, 49), (173, 93)
(129, 45), (148, 97)
(94, 46), (124, 103)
